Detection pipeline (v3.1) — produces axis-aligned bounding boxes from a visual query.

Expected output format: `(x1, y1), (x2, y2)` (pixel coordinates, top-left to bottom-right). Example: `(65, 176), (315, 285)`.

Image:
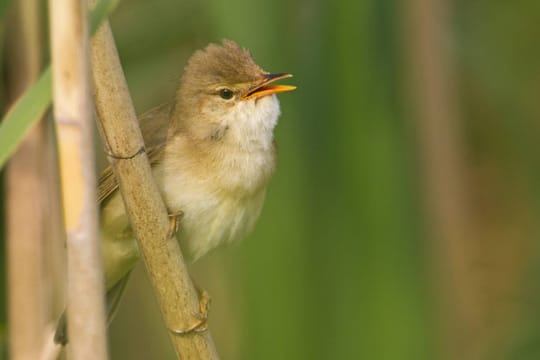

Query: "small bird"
(56, 40), (295, 341)
(55, 39), (295, 344)
(99, 39), (295, 291)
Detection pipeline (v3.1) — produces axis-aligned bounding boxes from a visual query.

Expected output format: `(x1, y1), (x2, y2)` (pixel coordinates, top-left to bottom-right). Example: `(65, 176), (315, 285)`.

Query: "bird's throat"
(222, 94), (280, 152)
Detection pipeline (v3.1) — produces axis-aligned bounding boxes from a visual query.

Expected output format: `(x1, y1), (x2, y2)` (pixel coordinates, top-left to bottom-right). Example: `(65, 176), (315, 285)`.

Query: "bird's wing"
(97, 166), (119, 204)
(97, 145), (165, 204)
(98, 103), (171, 205)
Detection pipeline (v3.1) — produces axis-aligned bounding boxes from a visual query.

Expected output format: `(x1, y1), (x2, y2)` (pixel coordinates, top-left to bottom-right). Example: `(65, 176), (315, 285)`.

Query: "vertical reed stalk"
(5, 1), (46, 359)
(49, 0), (108, 358)
(403, 0), (479, 358)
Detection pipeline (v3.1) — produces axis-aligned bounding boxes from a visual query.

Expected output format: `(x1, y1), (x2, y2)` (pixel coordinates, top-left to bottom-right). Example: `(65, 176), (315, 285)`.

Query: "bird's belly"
(99, 184), (267, 289)
(159, 147), (274, 262)
(173, 189), (267, 262)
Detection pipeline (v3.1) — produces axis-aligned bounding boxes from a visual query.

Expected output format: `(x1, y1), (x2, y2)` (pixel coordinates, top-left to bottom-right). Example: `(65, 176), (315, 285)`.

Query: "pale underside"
(99, 95), (279, 290)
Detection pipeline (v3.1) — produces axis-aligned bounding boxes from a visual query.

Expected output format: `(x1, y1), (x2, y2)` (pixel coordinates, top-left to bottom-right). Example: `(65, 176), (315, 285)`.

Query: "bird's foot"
(167, 210), (184, 238)
(169, 289), (211, 335)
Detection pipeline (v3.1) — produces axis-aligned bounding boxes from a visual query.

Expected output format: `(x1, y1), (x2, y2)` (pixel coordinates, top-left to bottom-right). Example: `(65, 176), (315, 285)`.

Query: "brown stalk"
(4, 1), (47, 359)
(89, 19), (219, 360)
(403, 0), (481, 358)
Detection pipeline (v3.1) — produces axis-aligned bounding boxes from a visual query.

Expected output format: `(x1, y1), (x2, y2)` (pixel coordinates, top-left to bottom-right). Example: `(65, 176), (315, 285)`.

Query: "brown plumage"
(100, 38), (294, 326)
(56, 39), (294, 346)
(55, 40), (295, 344)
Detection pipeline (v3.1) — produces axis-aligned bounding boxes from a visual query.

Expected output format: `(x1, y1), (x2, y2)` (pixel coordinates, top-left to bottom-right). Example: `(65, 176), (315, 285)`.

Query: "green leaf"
(90, 0), (121, 33)
(0, 68), (51, 168)
(0, 0), (120, 169)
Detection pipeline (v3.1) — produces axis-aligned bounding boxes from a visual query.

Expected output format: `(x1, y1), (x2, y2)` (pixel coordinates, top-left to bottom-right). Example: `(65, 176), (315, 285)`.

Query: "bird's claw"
(167, 210), (184, 238)
(169, 290), (211, 336)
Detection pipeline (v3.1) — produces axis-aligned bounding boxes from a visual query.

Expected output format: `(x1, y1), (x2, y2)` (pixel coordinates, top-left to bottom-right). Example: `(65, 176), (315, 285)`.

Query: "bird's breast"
(157, 142), (275, 261)
(217, 147), (276, 195)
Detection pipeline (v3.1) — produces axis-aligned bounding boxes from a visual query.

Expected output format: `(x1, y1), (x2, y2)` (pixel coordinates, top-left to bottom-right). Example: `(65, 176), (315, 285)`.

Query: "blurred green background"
(2, 0), (540, 359)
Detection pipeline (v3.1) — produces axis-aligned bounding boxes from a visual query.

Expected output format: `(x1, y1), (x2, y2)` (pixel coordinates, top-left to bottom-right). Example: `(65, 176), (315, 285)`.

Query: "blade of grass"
(90, 0), (120, 31)
(0, 0), (120, 169)
(0, 68), (51, 169)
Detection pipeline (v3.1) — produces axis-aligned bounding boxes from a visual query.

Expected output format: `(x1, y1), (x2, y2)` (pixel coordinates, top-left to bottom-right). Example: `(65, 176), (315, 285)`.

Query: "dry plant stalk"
(49, 0), (108, 358)
(6, 0), (46, 359)
(90, 21), (219, 359)
(403, 0), (478, 358)
(5, 1), (47, 358)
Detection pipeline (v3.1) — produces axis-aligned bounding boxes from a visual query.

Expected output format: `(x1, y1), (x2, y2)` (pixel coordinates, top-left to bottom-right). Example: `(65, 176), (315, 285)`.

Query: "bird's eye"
(218, 88), (234, 100)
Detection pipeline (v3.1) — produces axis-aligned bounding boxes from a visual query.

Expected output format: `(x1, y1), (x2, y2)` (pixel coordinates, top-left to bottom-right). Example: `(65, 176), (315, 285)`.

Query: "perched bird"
(55, 39), (295, 344)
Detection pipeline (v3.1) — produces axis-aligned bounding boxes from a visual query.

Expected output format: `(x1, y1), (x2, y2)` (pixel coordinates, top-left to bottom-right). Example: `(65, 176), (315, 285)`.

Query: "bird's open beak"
(242, 73), (296, 100)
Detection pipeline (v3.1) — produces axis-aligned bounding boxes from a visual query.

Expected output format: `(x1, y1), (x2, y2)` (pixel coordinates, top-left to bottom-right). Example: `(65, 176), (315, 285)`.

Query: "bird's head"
(171, 40), (295, 149)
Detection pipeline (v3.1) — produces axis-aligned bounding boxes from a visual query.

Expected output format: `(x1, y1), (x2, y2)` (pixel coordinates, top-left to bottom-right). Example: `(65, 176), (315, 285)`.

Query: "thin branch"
(49, 0), (108, 358)
(90, 19), (219, 360)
